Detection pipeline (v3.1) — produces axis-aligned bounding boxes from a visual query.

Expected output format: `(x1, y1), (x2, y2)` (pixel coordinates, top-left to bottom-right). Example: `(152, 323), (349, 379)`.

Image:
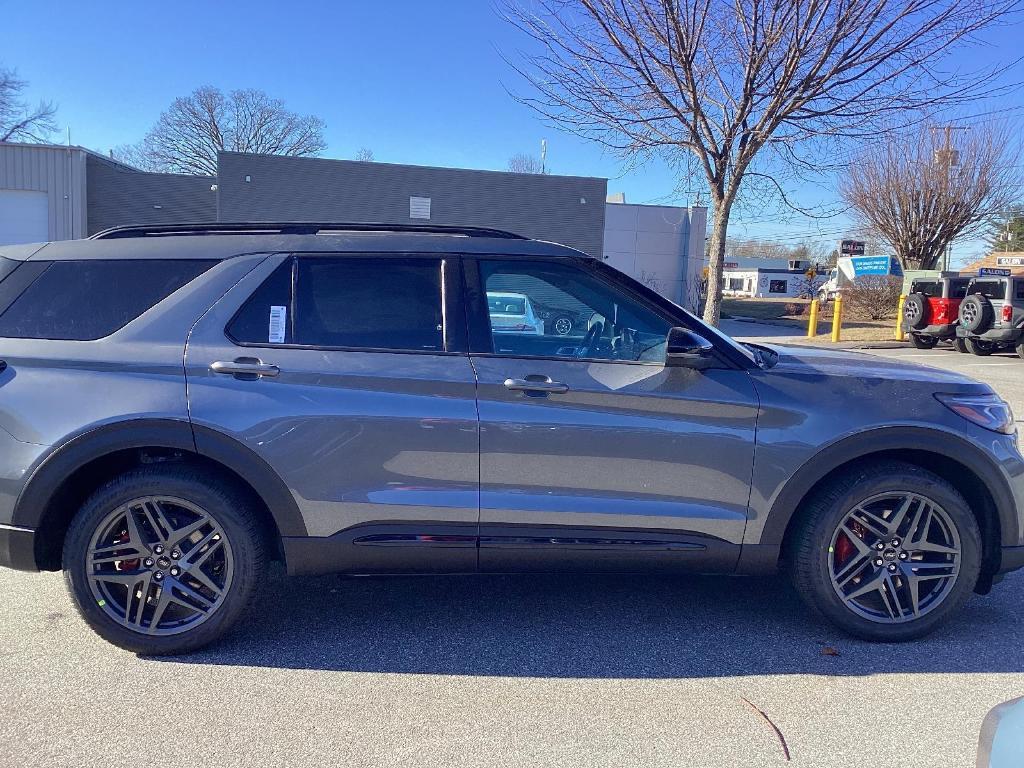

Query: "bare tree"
(114, 86), (326, 175)
(0, 68), (57, 143)
(354, 147), (375, 162)
(842, 123), (1021, 270)
(503, 0), (1020, 325)
(508, 152), (547, 174)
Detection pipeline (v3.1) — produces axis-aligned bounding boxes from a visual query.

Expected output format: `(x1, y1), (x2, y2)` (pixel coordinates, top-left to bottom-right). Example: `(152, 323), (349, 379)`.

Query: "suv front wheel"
(789, 461), (981, 642)
(63, 466), (266, 655)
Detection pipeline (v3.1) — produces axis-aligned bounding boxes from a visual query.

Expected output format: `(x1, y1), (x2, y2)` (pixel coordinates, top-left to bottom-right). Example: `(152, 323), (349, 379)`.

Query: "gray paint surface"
(86, 154), (216, 235)
(216, 152), (607, 258)
(0, 143), (87, 241)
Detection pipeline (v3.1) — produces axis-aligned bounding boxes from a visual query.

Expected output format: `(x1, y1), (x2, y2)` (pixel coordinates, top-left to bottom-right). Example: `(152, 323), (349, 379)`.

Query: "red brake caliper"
(113, 529), (140, 572)
(834, 521), (865, 566)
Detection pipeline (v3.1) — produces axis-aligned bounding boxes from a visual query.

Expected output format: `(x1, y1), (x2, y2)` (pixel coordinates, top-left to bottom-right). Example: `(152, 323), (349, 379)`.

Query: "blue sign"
(980, 267), (1012, 277)
(851, 256), (902, 277)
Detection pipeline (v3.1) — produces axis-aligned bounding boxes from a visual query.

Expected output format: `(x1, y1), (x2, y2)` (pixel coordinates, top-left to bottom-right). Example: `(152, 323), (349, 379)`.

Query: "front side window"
(228, 256), (445, 352)
(477, 259), (672, 362)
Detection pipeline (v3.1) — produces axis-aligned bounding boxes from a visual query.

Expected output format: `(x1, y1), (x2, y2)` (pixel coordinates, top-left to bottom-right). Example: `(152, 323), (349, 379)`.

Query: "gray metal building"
(216, 152), (606, 257)
(0, 143), (88, 242)
(1, 143), (705, 304)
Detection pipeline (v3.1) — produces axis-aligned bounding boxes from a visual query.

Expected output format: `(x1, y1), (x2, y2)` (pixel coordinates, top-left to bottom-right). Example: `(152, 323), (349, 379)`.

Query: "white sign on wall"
(410, 196), (431, 219)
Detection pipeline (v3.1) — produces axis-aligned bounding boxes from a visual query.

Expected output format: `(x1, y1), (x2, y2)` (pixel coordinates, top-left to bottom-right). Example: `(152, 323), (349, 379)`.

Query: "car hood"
(758, 344), (987, 389)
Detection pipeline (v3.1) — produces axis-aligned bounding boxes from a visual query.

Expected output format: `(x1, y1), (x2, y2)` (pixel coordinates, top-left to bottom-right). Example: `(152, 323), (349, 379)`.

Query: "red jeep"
(903, 275), (971, 350)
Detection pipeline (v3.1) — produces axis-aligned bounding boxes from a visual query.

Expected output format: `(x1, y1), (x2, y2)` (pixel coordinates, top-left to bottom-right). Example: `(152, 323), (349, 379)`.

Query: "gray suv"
(956, 275), (1024, 357)
(0, 222), (1022, 654)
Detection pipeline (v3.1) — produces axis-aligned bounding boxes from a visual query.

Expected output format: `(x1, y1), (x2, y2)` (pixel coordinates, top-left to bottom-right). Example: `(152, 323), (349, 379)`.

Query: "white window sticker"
(268, 305), (287, 344)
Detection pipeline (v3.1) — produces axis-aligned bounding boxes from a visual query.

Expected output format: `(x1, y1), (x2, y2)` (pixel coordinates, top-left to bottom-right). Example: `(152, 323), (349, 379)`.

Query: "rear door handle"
(503, 377), (569, 394)
(210, 358), (280, 379)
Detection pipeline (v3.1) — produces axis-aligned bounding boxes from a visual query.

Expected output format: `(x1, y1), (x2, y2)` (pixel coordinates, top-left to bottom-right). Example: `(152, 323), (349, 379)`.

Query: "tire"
(904, 293), (931, 330)
(789, 460), (981, 642)
(965, 337), (994, 356)
(1017, 341), (1024, 361)
(959, 294), (994, 333)
(910, 334), (938, 349)
(954, 337), (969, 354)
(63, 465), (267, 655)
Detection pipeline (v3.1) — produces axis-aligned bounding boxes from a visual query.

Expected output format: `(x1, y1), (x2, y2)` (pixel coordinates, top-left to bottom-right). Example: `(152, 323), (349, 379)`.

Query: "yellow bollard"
(831, 295), (843, 343)
(895, 295), (907, 341)
(807, 299), (820, 338)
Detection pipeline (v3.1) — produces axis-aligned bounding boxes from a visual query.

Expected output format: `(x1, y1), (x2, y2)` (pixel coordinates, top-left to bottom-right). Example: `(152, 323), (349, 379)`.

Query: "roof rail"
(89, 221), (527, 240)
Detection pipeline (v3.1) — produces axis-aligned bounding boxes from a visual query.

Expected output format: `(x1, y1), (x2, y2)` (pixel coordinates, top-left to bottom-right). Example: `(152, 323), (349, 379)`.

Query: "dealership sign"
(850, 255), (902, 277)
(996, 256), (1024, 267)
(980, 267), (1012, 277)
(840, 240), (866, 256)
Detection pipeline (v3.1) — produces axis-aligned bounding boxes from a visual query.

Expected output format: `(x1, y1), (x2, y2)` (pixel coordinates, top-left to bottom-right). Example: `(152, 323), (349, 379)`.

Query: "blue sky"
(4, 0), (1021, 263)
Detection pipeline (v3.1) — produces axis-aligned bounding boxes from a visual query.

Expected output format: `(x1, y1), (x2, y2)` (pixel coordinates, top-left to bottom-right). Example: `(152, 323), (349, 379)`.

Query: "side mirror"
(666, 327), (716, 370)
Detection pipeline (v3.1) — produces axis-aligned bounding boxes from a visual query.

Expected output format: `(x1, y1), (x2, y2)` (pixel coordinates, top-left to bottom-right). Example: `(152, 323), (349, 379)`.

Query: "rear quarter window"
(0, 259), (216, 340)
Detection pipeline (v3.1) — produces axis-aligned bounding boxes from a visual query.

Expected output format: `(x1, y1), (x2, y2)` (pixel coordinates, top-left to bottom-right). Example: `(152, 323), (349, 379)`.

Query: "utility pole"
(931, 125), (969, 271)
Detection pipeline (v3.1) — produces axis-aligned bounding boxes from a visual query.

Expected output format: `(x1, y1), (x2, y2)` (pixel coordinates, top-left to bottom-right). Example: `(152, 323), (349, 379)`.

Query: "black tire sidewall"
(905, 293), (930, 330)
(791, 463), (981, 642)
(910, 334), (938, 349)
(966, 337), (994, 356)
(961, 295), (993, 333)
(63, 466), (265, 655)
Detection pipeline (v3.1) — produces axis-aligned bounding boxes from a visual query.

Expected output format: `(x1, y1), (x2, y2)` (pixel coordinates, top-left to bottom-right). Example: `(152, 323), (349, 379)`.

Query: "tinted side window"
(295, 257), (443, 351)
(0, 259), (215, 340)
(912, 281), (940, 297)
(226, 260), (294, 345)
(1017, 281), (1024, 301)
(947, 280), (969, 299)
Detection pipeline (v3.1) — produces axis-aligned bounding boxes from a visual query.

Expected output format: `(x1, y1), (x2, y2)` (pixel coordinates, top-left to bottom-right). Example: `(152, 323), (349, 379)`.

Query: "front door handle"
(210, 358), (280, 379)
(503, 376), (569, 394)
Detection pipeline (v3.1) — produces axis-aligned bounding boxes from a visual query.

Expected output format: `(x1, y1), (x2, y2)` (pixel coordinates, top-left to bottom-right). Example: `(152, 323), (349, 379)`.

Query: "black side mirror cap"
(665, 327), (716, 370)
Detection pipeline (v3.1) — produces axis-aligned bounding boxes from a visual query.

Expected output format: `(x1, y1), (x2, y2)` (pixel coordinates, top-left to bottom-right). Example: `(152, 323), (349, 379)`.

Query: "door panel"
(466, 256), (759, 573)
(185, 254), (480, 574)
(472, 356), (759, 572)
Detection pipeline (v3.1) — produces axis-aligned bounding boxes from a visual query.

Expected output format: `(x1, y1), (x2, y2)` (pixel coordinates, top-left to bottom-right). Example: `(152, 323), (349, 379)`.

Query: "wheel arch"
(750, 427), (1016, 586)
(14, 419), (306, 570)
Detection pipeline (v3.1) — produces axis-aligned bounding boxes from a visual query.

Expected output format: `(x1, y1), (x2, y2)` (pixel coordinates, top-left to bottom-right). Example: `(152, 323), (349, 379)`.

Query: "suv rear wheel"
(965, 337), (995, 356)
(63, 466), (266, 655)
(789, 461), (980, 642)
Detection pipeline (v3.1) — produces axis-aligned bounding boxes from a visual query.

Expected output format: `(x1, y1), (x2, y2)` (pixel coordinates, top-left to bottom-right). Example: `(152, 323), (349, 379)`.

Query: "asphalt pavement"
(1, 341), (1022, 768)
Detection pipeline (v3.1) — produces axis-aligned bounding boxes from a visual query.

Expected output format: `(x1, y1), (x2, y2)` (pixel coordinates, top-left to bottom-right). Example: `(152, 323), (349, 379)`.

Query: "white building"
(603, 198), (707, 311)
(721, 256), (824, 299)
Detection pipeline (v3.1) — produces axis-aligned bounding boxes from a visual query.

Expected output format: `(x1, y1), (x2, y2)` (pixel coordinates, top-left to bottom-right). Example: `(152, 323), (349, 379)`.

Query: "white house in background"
(603, 196), (708, 311)
(721, 256), (825, 299)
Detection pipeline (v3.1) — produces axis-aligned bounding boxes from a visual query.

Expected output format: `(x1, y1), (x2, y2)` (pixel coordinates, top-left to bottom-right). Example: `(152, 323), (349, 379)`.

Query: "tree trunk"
(702, 195), (732, 327)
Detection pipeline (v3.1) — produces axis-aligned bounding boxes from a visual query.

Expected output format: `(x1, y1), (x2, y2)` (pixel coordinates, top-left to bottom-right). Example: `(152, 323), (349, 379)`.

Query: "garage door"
(0, 190), (49, 245)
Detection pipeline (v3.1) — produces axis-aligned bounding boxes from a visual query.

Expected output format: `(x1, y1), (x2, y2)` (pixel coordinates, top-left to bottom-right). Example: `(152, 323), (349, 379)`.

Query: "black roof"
(0, 222), (593, 262)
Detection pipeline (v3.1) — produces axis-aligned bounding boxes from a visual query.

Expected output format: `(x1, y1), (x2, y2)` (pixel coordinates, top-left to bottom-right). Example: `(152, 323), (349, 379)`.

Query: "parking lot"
(1, 344), (1022, 768)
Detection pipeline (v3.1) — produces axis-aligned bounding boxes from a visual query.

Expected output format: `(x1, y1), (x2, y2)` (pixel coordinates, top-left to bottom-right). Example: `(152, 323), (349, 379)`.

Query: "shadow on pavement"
(159, 568), (1024, 678)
